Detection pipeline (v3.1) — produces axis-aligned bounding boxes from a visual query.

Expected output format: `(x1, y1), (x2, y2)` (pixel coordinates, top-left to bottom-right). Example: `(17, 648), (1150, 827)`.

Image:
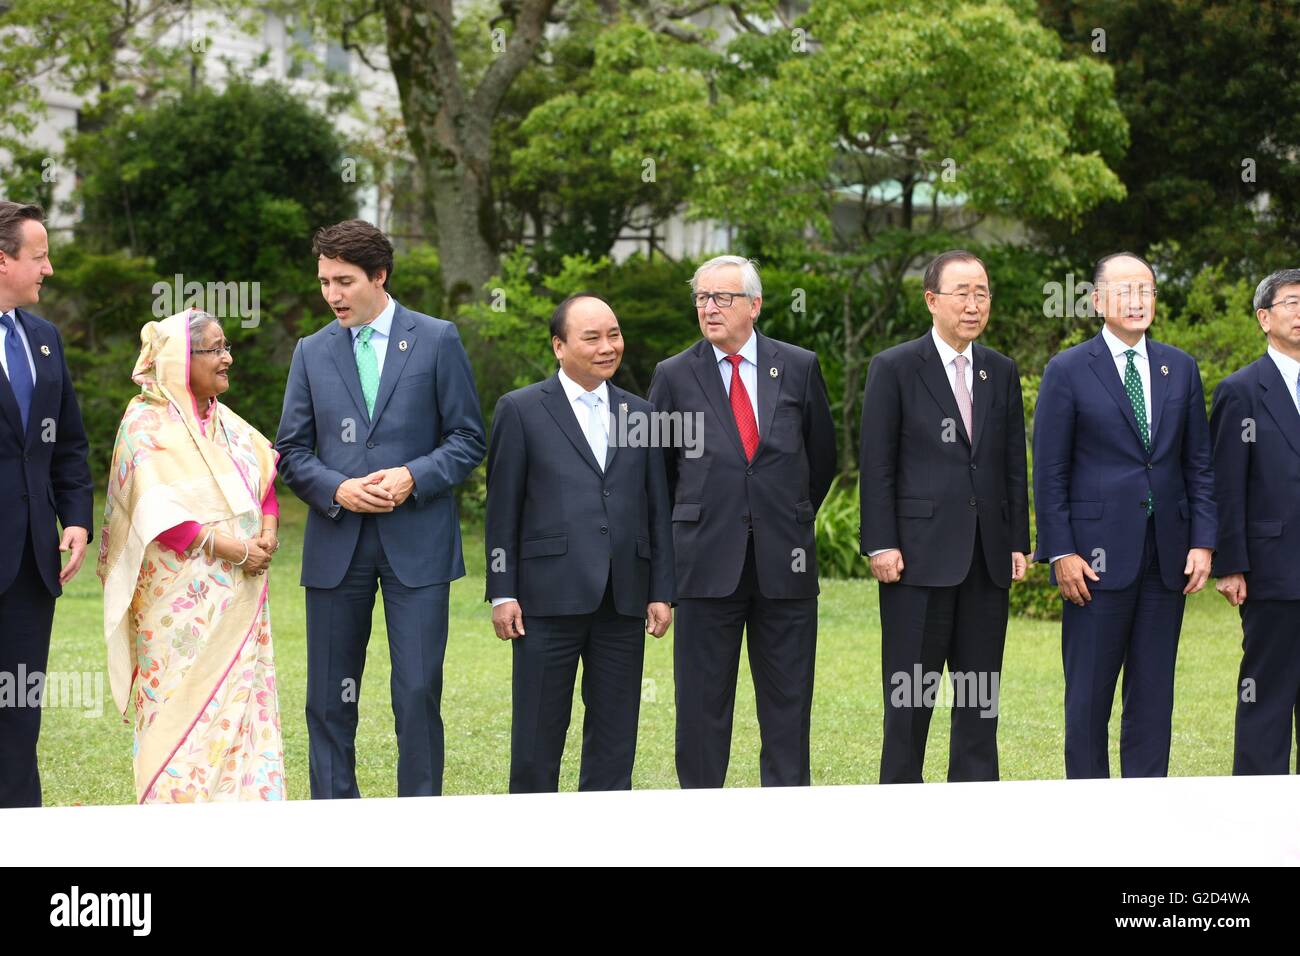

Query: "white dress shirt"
(349, 294), (396, 378)
(713, 329), (760, 429)
(491, 368), (610, 608)
(1267, 345), (1300, 415)
(1101, 324), (1153, 439)
(0, 309), (38, 384)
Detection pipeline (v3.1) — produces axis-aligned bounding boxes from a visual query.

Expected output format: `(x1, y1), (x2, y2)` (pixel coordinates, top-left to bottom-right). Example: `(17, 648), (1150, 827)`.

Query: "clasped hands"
(336, 466), (415, 513)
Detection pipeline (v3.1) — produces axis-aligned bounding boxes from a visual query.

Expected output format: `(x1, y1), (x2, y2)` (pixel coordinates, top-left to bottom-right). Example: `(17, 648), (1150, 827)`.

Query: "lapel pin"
(40, 345), (50, 356)
(398, 340), (409, 351)
(769, 367), (779, 378)
(978, 369), (987, 381)
(1160, 365), (1169, 376)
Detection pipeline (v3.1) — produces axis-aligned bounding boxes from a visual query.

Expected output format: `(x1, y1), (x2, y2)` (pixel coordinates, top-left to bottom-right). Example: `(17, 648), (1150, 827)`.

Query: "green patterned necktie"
(1124, 348), (1153, 515)
(356, 325), (379, 417)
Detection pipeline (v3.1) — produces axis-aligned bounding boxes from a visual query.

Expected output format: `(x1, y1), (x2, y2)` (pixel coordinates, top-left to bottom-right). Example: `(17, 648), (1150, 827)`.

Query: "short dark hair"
(923, 250), (988, 294)
(1093, 251), (1157, 288)
(550, 292), (614, 342)
(312, 219), (395, 290)
(0, 201), (45, 258)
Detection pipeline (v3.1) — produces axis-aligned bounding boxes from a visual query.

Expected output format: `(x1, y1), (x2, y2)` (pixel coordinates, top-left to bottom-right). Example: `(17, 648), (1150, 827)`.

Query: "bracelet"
(232, 541), (250, 567)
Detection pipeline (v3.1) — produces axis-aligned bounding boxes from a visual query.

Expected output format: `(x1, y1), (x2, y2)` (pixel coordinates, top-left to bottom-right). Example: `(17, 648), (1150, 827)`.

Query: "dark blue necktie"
(1, 311), (34, 431)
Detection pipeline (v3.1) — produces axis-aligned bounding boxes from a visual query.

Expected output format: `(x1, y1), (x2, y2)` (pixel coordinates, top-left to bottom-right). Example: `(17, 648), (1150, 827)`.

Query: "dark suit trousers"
(510, 575), (646, 793)
(1062, 519), (1186, 779)
(877, 526), (1008, 784)
(1233, 599), (1300, 775)
(0, 534), (56, 808)
(674, 536), (818, 788)
(305, 516), (450, 798)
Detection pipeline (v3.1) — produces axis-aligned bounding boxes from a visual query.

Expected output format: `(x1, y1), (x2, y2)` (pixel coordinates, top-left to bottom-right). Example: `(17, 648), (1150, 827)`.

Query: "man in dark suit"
(649, 255), (836, 788)
(1211, 268), (1300, 775)
(276, 220), (485, 798)
(1034, 252), (1216, 779)
(485, 294), (674, 792)
(0, 201), (93, 808)
(860, 250), (1030, 784)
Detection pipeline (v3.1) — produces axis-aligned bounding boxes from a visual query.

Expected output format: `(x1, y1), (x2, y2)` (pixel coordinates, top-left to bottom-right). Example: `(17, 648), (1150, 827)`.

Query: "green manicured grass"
(39, 496), (1244, 804)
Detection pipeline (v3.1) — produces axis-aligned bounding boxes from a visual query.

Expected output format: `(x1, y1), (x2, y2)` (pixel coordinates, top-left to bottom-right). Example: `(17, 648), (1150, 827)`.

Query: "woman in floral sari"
(98, 309), (285, 803)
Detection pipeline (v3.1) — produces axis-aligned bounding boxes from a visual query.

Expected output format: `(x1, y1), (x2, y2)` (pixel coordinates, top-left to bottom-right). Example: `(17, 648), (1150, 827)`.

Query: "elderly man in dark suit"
(0, 201), (94, 808)
(649, 255), (836, 789)
(276, 219), (485, 798)
(485, 294), (674, 792)
(1211, 267), (1300, 775)
(860, 250), (1030, 784)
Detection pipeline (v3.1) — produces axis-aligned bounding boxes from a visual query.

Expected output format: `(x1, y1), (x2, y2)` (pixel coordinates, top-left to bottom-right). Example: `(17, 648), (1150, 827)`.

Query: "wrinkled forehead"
(696, 265), (744, 291)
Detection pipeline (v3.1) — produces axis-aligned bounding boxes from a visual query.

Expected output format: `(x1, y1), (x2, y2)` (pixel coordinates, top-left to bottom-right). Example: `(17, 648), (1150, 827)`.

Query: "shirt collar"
(557, 367), (609, 406)
(1267, 345), (1300, 386)
(930, 327), (972, 368)
(1102, 324), (1147, 360)
(350, 294), (395, 341)
(713, 329), (758, 368)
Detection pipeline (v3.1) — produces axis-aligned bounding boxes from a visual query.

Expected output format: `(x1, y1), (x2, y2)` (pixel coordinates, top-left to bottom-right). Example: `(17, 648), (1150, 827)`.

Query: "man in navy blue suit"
(277, 220), (485, 798)
(1211, 268), (1300, 775)
(1033, 252), (1216, 779)
(0, 201), (93, 807)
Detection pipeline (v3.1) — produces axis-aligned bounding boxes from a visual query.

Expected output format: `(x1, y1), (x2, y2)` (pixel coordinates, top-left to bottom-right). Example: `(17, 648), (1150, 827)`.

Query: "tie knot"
(579, 391), (601, 408)
(357, 325), (374, 344)
(1124, 348), (1137, 361)
(0, 311), (15, 334)
(953, 354), (967, 371)
(724, 354), (743, 369)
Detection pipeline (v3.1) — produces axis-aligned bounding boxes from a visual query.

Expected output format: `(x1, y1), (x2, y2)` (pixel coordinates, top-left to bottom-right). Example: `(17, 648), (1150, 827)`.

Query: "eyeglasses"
(1102, 284), (1156, 302)
(1266, 296), (1300, 313)
(693, 291), (751, 308)
(191, 344), (233, 357)
(933, 290), (991, 306)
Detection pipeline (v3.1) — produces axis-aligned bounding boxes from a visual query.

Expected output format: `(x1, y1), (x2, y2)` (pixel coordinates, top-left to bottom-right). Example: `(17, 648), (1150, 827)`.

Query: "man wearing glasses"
(648, 255), (836, 788)
(1034, 252), (1216, 778)
(1210, 269), (1300, 774)
(860, 250), (1030, 783)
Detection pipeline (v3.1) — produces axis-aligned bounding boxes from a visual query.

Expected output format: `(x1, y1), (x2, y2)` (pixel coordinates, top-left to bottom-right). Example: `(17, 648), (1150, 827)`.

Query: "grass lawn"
(39, 495), (1245, 804)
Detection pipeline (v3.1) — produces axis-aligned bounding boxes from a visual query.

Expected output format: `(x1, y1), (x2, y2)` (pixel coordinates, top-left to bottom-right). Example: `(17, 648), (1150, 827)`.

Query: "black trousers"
(0, 534), (56, 808)
(510, 575), (646, 793)
(1234, 598), (1300, 775)
(305, 516), (450, 798)
(1061, 519), (1186, 779)
(877, 526), (1008, 784)
(674, 536), (818, 788)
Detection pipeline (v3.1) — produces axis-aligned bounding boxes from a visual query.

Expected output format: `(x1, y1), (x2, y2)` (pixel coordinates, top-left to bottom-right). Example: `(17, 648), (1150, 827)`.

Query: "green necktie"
(356, 325), (379, 417)
(1124, 348), (1153, 515)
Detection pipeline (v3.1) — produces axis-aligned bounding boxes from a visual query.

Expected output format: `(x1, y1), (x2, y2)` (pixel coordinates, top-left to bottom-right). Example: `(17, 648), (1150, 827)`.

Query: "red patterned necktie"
(725, 354), (759, 460)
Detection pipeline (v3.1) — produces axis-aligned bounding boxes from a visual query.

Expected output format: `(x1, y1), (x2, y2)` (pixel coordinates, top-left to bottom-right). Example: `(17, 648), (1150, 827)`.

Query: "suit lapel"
(970, 343), (992, 455)
(1087, 333), (1146, 451)
(328, 320), (371, 425)
(367, 305), (416, 434)
(690, 340), (747, 461)
(0, 324), (24, 441)
(916, 333), (970, 449)
(10, 310), (57, 448)
(1256, 355), (1300, 460)
(751, 333), (783, 462)
(604, 384), (626, 471)
(540, 374), (604, 477)
(1147, 339), (1171, 447)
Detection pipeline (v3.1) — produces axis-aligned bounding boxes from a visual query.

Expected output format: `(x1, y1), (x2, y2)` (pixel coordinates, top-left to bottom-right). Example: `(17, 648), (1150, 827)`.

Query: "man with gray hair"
(649, 255), (836, 788)
(1210, 268), (1300, 774)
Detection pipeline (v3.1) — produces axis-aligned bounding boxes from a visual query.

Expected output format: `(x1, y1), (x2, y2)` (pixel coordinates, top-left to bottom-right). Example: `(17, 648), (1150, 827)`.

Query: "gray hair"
(690, 255), (762, 300)
(188, 309), (220, 341)
(1253, 269), (1300, 312)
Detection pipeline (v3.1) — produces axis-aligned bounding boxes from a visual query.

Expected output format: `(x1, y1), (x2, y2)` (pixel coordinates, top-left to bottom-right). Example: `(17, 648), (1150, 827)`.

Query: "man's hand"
(1183, 547), (1213, 595)
(1216, 572), (1247, 607)
(58, 526), (89, 586)
(364, 466), (416, 507)
(492, 600), (526, 640)
(1011, 552), (1028, 582)
(646, 602), (672, 638)
(335, 475), (395, 513)
(870, 549), (905, 584)
(1053, 553), (1099, 606)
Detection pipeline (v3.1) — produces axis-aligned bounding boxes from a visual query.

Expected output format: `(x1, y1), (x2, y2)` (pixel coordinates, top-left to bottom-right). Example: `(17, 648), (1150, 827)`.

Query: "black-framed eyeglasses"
(191, 344), (233, 357)
(933, 290), (992, 305)
(693, 291), (751, 308)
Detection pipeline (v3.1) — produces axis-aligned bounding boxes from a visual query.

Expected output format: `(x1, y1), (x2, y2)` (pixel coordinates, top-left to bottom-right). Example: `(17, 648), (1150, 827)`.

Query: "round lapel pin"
(769, 367), (778, 378)
(1160, 365), (1169, 376)
(978, 369), (987, 381)
(398, 340), (409, 351)
(40, 345), (51, 356)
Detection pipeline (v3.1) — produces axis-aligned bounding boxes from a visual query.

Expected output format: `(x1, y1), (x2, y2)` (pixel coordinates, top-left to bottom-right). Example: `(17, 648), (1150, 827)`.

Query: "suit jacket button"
(746, 467), (753, 476)
(969, 463), (976, 470)
(366, 441), (376, 448)
(1146, 462), (1153, 469)
(969, 497), (977, 506)
(600, 526), (608, 534)
(741, 514), (750, 524)
(603, 489), (610, 497)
